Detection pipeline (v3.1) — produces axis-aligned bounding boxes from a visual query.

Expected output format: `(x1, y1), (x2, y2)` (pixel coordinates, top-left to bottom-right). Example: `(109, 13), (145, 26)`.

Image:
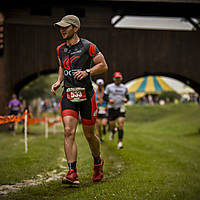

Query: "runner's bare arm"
(51, 59), (64, 95)
(57, 65), (64, 84)
(74, 54), (108, 80)
(57, 58), (64, 83)
(90, 53), (108, 76)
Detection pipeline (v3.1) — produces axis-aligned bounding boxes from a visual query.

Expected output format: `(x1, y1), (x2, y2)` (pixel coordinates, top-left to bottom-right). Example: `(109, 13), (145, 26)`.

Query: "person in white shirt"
(103, 72), (129, 149)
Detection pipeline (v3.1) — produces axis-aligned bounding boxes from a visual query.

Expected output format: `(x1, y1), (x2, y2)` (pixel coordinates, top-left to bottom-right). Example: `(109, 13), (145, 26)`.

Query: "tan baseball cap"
(54, 15), (80, 29)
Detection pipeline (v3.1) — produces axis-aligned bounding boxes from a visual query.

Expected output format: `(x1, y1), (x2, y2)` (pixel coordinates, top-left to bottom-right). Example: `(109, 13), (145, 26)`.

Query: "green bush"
(158, 91), (181, 102)
(19, 74), (62, 103)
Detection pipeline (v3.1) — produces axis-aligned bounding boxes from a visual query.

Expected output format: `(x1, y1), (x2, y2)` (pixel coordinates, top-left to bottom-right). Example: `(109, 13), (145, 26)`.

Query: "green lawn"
(0, 103), (200, 200)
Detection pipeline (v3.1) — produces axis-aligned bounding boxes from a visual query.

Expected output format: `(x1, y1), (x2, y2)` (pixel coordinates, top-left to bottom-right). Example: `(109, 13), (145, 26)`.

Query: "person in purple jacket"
(8, 94), (22, 133)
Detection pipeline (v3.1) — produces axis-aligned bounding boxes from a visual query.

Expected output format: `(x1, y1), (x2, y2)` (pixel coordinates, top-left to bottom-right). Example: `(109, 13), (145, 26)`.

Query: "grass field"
(0, 103), (200, 200)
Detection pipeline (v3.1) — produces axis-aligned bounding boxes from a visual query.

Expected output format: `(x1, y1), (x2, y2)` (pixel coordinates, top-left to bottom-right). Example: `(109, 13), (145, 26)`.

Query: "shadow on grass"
(183, 130), (200, 137)
(61, 184), (81, 189)
(0, 130), (42, 136)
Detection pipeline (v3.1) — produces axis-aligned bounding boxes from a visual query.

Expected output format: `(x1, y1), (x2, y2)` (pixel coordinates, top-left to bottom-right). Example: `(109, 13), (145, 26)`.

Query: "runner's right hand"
(109, 99), (115, 105)
(51, 81), (61, 96)
(124, 98), (128, 103)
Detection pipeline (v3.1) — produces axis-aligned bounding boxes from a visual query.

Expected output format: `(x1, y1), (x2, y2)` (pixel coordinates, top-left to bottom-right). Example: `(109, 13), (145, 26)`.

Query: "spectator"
(8, 94), (22, 133)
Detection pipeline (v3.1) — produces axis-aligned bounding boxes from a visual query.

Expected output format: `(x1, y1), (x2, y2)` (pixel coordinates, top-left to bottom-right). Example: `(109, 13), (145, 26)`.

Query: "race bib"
(98, 106), (107, 114)
(66, 88), (87, 102)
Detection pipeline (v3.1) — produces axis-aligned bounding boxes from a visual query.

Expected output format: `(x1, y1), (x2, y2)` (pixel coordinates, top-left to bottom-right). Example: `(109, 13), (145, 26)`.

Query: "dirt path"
(0, 158), (67, 195)
(0, 144), (124, 196)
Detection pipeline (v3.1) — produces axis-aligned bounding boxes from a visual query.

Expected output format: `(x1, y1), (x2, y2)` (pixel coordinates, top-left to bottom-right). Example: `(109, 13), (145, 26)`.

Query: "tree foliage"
(158, 91), (181, 102)
(19, 74), (62, 103)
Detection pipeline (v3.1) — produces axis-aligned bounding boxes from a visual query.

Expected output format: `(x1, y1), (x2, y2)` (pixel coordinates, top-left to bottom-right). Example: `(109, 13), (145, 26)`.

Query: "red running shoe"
(92, 157), (104, 182)
(62, 169), (80, 185)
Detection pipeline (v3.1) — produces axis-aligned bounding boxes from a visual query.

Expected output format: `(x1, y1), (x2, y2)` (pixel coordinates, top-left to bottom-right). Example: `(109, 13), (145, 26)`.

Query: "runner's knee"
(118, 119), (124, 130)
(109, 122), (115, 129)
(118, 123), (123, 130)
(64, 126), (75, 139)
(84, 132), (95, 141)
(84, 132), (92, 141)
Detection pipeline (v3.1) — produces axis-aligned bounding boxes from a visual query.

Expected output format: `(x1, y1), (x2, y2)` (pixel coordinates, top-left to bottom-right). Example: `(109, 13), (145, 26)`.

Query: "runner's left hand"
(124, 98), (128, 103)
(74, 70), (88, 80)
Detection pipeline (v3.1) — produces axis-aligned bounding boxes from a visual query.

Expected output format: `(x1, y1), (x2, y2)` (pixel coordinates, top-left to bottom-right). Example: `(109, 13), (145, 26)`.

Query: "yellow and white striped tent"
(127, 75), (173, 99)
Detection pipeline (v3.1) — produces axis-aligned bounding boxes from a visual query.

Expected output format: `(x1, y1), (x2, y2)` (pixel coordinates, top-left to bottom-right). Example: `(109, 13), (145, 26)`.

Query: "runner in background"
(104, 72), (129, 149)
(8, 94), (22, 133)
(95, 79), (108, 143)
(51, 15), (108, 184)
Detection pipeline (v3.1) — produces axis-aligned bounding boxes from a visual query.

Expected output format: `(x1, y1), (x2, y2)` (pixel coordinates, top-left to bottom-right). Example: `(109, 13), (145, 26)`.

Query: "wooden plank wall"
(5, 23), (200, 93)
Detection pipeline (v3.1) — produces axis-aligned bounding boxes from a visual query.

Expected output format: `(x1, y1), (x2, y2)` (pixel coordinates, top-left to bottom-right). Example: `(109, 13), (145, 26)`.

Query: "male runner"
(51, 15), (108, 184)
(104, 72), (129, 149)
(95, 79), (108, 143)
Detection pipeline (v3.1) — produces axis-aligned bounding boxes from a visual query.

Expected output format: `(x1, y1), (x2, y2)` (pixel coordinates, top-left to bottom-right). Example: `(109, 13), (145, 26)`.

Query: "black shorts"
(97, 113), (108, 119)
(108, 108), (125, 121)
(60, 90), (97, 126)
(9, 110), (19, 116)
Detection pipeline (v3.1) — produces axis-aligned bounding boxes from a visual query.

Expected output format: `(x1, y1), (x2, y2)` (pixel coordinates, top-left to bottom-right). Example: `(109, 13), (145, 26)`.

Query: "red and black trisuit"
(57, 38), (100, 126)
